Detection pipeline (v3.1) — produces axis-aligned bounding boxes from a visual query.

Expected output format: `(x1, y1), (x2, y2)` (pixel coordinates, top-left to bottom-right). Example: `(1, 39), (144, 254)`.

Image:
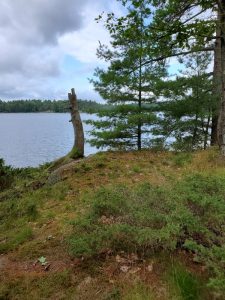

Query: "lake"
(0, 113), (99, 168)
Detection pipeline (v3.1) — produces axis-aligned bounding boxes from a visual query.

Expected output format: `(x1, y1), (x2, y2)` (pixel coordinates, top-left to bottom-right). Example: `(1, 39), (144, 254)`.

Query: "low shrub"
(171, 152), (193, 167)
(69, 174), (225, 294)
(0, 158), (13, 191)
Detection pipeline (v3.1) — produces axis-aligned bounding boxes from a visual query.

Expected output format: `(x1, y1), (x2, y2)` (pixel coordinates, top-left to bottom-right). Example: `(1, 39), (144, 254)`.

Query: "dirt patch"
(0, 255), (8, 270)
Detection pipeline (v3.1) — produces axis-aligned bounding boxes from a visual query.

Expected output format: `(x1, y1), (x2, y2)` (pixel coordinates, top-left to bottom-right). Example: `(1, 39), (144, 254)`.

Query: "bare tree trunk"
(204, 113), (211, 150)
(217, 1), (225, 155)
(68, 88), (84, 158)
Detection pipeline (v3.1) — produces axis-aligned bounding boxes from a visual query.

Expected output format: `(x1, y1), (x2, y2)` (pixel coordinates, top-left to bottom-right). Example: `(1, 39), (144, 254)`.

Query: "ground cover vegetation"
(1, 149), (225, 299)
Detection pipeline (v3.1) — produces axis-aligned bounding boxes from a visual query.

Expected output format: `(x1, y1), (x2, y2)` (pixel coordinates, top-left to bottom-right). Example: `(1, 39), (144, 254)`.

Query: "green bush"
(0, 158), (13, 191)
(171, 152), (193, 167)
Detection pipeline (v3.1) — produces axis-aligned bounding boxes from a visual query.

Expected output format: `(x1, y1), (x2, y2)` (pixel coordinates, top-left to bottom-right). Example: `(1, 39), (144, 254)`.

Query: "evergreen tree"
(89, 1), (166, 150)
(124, 0), (225, 153)
(90, 0), (225, 152)
(154, 53), (213, 151)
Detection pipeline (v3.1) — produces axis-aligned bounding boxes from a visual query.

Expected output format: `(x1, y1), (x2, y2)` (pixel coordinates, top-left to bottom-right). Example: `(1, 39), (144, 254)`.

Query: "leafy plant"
(38, 256), (47, 266)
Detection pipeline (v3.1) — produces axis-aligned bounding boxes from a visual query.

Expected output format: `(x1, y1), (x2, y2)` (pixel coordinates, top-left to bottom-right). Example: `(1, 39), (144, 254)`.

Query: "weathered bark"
(138, 56), (142, 151)
(216, 1), (225, 155)
(137, 11), (143, 151)
(204, 113), (211, 150)
(211, 115), (218, 145)
(68, 88), (84, 158)
(212, 12), (222, 146)
(192, 113), (198, 149)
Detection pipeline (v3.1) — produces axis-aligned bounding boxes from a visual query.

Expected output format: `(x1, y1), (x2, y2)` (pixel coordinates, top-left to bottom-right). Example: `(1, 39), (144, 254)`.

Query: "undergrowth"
(0, 158), (13, 191)
(69, 173), (225, 296)
(168, 262), (202, 300)
(1, 150), (225, 299)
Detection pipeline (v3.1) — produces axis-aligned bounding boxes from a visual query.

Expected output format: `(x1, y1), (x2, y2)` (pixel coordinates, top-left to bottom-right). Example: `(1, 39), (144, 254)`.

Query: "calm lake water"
(0, 113), (99, 168)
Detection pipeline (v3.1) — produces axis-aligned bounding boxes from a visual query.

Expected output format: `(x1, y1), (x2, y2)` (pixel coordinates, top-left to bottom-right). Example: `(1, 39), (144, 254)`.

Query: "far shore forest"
(0, 99), (105, 114)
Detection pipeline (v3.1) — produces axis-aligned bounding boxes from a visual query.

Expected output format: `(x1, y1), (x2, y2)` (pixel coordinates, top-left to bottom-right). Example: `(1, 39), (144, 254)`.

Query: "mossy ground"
(0, 148), (225, 299)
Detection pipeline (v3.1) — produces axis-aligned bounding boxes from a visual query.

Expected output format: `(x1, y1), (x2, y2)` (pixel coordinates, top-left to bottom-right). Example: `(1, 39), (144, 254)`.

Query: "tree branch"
(142, 47), (214, 67)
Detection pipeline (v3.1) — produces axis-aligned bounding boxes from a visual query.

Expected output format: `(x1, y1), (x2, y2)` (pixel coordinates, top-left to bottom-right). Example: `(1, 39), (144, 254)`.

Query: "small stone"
(120, 265), (129, 273)
(147, 264), (153, 272)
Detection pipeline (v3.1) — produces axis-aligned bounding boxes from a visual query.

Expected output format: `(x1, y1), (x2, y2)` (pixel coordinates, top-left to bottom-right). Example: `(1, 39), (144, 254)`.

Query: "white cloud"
(0, 0), (124, 100)
(59, 1), (124, 64)
(58, 22), (109, 64)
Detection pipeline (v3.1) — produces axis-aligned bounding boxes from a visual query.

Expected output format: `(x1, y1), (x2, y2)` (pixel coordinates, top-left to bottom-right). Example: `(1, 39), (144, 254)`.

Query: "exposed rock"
(47, 159), (82, 185)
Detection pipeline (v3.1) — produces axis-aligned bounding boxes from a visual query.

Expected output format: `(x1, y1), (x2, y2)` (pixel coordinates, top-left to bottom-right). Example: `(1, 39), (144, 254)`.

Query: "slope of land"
(1, 148), (225, 299)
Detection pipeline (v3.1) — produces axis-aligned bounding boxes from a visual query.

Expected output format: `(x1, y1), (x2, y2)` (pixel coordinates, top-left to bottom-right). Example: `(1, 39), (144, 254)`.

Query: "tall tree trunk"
(137, 10), (143, 151)
(211, 115), (218, 145)
(212, 12), (222, 146)
(138, 58), (142, 151)
(68, 88), (84, 158)
(192, 113), (198, 149)
(204, 113), (211, 150)
(217, 1), (225, 155)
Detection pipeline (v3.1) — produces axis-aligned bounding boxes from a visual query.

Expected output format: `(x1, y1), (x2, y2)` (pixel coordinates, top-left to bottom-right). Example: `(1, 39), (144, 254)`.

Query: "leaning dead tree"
(68, 88), (84, 158)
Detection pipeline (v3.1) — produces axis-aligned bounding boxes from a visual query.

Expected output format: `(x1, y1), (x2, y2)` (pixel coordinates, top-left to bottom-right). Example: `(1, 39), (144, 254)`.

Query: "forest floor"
(1, 148), (225, 299)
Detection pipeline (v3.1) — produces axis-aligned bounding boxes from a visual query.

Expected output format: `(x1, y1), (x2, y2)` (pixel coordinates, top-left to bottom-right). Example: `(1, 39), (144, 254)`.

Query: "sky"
(0, 0), (124, 101)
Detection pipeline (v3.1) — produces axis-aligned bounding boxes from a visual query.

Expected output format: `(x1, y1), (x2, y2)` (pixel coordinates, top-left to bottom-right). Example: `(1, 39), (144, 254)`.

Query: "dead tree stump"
(68, 88), (84, 158)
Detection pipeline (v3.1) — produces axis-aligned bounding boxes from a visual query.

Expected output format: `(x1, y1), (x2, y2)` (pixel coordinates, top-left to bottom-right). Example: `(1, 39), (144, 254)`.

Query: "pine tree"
(125, 0), (225, 153)
(89, 1), (166, 150)
(154, 53), (213, 151)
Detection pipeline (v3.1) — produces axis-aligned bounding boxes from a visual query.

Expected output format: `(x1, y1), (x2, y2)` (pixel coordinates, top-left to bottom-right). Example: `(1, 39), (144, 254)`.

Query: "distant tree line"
(0, 99), (106, 114)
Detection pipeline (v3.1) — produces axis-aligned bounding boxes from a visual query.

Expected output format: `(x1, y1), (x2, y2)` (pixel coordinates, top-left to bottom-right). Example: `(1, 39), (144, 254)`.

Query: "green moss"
(69, 147), (83, 159)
